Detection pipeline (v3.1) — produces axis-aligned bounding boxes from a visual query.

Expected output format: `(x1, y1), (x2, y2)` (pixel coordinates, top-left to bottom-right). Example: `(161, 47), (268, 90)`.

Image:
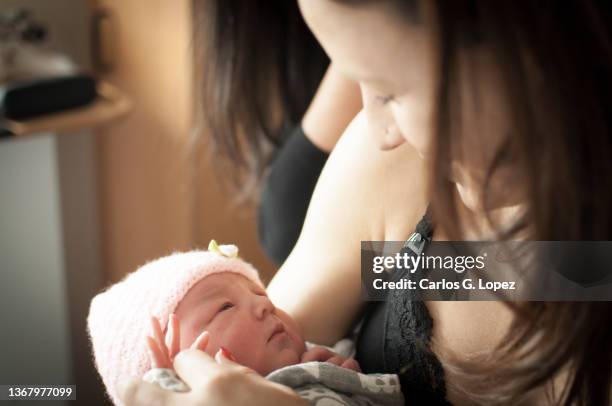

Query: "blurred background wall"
(0, 0), (102, 404)
(0, 0), (274, 404)
(92, 0), (274, 283)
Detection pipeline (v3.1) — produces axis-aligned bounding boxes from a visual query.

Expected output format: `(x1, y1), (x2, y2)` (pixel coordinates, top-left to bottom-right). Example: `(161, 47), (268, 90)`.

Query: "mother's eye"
(376, 94), (395, 105)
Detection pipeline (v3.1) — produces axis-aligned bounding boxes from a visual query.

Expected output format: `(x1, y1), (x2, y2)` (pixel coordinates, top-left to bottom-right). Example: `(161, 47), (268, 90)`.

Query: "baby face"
(173, 273), (305, 375)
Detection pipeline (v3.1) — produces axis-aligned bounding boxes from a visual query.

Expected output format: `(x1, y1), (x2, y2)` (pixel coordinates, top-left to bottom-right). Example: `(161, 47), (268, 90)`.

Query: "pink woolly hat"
(87, 241), (264, 405)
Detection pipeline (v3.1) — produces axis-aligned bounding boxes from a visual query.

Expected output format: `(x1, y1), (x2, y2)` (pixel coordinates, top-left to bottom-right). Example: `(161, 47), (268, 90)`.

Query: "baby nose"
(253, 295), (275, 319)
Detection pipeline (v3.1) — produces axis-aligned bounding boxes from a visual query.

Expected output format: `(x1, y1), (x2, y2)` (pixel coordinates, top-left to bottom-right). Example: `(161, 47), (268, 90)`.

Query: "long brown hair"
(426, 1), (612, 404)
(191, 0), (328, 193)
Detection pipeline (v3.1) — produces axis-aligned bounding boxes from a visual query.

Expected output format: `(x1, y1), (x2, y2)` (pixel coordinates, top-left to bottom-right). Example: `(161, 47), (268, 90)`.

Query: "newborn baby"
(88, 241), (403, 406)
(158, 270), (311, 375)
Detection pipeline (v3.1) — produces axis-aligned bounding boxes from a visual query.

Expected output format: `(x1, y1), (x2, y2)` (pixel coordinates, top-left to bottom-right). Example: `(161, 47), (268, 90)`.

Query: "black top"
(258, 126), (449, 404)
(258, 125), (329, 265)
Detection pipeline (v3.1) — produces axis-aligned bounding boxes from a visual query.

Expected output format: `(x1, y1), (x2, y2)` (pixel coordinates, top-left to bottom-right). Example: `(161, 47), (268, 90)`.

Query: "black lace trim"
(385, 210), (452, 405)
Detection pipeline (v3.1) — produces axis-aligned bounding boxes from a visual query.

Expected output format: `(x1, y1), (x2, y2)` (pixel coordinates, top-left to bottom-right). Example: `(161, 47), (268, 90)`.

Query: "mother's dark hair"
(371, 1), (612, 404)
(191, 0), (328, 193)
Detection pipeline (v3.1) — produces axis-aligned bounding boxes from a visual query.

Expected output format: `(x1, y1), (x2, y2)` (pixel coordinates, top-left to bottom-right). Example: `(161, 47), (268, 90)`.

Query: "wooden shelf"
(4, 82), (132, 136)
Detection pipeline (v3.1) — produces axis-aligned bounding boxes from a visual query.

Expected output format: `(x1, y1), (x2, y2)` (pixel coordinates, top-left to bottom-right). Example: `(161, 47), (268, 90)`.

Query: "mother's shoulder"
(320, 111), (429, 240)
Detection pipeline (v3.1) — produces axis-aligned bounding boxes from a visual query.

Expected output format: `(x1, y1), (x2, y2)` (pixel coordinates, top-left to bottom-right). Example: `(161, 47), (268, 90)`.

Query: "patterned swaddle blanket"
(267, 361), (403, 406)
(144, 361), (403, 406)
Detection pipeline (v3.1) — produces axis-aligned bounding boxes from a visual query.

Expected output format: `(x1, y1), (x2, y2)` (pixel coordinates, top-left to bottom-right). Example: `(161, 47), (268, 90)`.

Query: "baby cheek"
(207, 320), (265, 365)
(179, 322), (203, 350)
(282, 324), (305, 355)
(276, 310), (305, 353)
(200, 332), (221, 357)
(290, 331), (306, 354)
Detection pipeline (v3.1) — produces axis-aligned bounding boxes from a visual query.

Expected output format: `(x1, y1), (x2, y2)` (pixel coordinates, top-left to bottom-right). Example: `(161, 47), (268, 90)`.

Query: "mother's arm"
(267, 112), (427, 345)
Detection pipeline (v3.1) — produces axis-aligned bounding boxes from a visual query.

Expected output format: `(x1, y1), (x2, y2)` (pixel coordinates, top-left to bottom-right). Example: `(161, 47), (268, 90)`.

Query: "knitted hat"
(87, 241), (264, 405)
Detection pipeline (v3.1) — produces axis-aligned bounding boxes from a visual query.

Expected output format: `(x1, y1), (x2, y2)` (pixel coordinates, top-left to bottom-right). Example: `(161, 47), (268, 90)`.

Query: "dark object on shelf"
(3, 81), (131, 137)
(0, 8), (47, 44)
(0, 75), (97, 120)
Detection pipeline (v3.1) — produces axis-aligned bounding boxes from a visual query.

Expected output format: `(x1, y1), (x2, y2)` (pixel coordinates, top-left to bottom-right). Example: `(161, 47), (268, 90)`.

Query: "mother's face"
(299, 0), (520, 212)
(299, 0), (438, 154)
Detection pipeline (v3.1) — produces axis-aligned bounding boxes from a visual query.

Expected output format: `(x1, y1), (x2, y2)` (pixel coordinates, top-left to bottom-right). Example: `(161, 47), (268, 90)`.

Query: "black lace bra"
(355, 210), (451, 405)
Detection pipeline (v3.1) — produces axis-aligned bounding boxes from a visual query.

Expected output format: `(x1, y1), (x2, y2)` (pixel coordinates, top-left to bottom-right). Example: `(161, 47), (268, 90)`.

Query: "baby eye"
(207, 302), (234, 323)
(219, 302), (234, 312)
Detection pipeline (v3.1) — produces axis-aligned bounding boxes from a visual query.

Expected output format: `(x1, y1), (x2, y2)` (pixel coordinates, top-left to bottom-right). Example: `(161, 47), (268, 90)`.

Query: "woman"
(122, 0), (612, 404)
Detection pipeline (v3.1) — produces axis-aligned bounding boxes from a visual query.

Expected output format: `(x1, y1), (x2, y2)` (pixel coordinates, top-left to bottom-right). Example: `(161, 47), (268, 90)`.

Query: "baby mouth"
(267, 322), (286, 342)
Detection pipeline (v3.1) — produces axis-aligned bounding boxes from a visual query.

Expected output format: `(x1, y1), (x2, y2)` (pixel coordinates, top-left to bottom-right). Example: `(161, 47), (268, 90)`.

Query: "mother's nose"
(360, 86), (405, 150)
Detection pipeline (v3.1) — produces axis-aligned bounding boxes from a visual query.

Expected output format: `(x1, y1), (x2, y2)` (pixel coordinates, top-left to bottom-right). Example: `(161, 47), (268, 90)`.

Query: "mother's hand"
(119, 349), (307, 406)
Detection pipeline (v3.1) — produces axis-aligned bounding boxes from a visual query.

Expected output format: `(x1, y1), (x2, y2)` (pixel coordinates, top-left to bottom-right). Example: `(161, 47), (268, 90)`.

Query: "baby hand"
(147, 314), (210, 369)
(301, 346), (361, 372)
